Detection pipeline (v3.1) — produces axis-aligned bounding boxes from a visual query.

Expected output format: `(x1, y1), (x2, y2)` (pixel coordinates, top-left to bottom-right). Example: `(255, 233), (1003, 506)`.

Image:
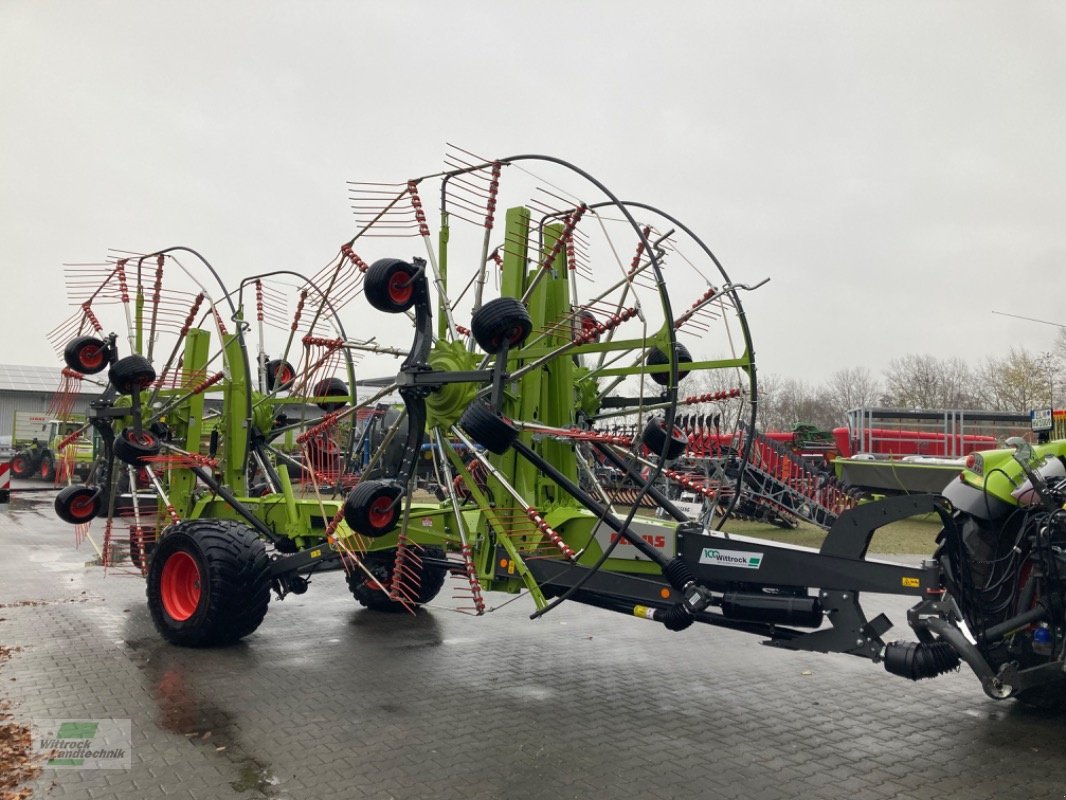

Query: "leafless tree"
(717, 330), (1066, 435)
(974, 347), (1053, 412)
(827, 367), (881, 421)
(757, 376), (835, 432)
(882, 354), (978, 409)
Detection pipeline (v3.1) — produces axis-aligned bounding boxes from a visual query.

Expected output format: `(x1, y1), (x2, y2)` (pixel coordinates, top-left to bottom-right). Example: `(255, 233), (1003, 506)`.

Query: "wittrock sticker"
(699, 548), (763, 570)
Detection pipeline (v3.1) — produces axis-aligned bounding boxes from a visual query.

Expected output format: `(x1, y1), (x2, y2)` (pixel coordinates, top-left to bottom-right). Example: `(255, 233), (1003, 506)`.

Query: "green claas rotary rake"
(47, 149), (1066, 707)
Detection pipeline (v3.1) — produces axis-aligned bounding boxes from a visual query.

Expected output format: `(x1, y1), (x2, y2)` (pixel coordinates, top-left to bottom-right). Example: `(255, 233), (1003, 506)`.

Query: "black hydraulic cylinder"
(720, 591), (823, 628)
(982, 604), (1047, 643)
(395, 269), (434, 489)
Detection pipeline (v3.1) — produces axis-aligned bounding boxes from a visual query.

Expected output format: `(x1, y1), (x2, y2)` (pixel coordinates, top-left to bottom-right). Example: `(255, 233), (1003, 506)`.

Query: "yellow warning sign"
(901, 577), (920, 588)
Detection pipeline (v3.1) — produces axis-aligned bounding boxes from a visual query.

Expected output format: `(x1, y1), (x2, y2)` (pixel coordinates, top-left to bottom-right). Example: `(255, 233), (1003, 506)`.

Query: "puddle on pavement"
(131, 647), (283, 797)
(152, 664), (233, 736)
(347, 606), (444, 648)
(500, 684), (554, 702)
(964, 704), (1016, 722)
(4, 489), (56, 521)
(231, 758), (281, 794)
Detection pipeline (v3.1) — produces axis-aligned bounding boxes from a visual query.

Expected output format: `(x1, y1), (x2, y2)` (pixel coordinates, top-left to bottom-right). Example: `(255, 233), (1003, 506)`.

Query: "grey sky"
(3, 2), (1065, 386)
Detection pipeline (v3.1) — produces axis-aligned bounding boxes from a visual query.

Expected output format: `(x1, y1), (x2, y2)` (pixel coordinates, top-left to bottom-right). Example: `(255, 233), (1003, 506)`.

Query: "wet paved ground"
(2, 486), (1066, 800)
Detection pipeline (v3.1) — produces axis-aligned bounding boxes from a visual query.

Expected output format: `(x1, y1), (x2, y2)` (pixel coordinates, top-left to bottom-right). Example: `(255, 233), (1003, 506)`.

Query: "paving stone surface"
(2, 488), (1065, 800)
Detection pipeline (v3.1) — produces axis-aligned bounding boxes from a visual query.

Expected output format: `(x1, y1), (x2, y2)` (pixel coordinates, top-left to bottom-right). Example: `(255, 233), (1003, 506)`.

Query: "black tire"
(38, 454), (56, 482)
(113, 428), (162, 466)
(645, 343), (692, 386)
(459, 402), (517, 455)
(346, 546), (447, 612)
(364, 258), (420, 313)
(343, 480), (403, 537)
(312, 377), (349, 412)
(265, 359), (295, 392)
(130, 527), (157, 571)
(109, 354), (157, 394)
(54, 485), (102, 525)
(146, 518), (271, 647)
(642, 417), (689, 460)
(63, 335), (109, 375)
(9, 453), (34, 479)
(470, 297), (533, 353)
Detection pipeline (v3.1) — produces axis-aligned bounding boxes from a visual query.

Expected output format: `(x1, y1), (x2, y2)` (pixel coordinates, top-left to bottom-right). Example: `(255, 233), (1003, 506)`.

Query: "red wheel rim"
(128, 431), (156, 447)
(39, 461), (50, 478)
(67, 492), (97, 521)
(363, 575), (390, 593)
(491, 327), (525, 348)
(77, 344), (103, 370)
(278, 366), (293, 384)
(387, 271), (413, 305)
(367, 495), (396, 530)
(11, 456), (25, 472)
(160, 552), (202, 621)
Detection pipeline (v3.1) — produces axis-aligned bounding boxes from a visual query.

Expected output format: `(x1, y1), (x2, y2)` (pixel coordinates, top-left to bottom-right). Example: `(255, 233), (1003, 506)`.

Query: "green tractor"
(9, 414), (96, 483)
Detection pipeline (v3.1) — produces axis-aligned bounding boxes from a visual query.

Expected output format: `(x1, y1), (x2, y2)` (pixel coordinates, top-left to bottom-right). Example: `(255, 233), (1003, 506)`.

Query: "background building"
(0, 364), (96, 439)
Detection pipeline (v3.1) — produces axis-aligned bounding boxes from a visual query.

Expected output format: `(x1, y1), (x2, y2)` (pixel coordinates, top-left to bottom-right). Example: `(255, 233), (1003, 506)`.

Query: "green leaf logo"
(56, 722), (98, 740)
